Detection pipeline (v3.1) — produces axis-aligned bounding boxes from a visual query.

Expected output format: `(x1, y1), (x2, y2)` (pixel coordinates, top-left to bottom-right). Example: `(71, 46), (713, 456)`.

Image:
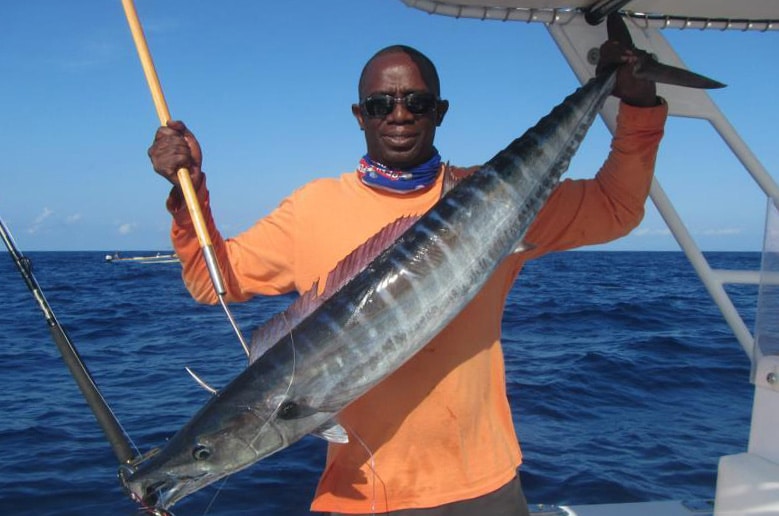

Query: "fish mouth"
(120, 464), (210, 514)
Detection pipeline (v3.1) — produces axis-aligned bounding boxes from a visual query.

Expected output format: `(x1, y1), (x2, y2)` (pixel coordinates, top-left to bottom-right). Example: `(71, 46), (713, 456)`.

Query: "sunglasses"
(360, 92), (439, 118)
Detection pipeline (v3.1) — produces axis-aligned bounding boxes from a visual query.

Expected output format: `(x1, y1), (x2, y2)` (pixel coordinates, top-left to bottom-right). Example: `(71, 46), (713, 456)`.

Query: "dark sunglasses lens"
(362, 93), (437, 118)
(405, 93), (436, 114)
(363, 96), (394, 117)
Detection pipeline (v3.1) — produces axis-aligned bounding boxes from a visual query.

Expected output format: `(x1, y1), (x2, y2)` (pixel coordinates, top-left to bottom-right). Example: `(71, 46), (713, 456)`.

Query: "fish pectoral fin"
(311, 419), (349, 444)
(273, 399), (348, 443)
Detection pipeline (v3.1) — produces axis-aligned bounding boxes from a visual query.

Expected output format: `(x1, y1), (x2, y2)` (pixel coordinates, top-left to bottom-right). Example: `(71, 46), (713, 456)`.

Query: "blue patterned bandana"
(357, 151), (441, 194)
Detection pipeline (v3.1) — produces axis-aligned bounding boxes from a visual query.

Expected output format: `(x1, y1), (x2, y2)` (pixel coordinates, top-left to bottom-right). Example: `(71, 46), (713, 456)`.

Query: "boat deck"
(532, 500), (713, 516)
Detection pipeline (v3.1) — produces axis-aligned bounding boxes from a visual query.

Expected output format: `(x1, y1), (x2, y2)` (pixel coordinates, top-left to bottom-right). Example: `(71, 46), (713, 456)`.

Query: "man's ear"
(435, 100), (449, 127)
(352, 104), (366, 131)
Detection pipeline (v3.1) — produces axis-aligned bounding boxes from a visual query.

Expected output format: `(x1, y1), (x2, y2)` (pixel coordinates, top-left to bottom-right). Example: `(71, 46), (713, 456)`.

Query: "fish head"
(120, 394), (291, 511)
(121, 341), (341, 512)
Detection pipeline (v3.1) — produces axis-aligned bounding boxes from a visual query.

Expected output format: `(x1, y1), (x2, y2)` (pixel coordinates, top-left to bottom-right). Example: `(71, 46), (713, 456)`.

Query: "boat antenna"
(121, 0), (250, 358)
(0, 217), (136, 465)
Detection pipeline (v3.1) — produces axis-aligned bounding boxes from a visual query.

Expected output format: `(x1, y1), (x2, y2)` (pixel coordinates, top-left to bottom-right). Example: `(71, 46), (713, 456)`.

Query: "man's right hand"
(148, 120), (204, 190)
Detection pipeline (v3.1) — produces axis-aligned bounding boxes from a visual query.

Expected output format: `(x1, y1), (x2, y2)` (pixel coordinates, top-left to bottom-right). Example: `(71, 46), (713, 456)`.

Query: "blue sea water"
(0, 251), (756, 515)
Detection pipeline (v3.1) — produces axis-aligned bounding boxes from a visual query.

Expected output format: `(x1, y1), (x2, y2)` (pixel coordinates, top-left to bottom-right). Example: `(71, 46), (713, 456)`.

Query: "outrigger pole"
(120, 0), (250, 357)
(0, 217), (135, 465)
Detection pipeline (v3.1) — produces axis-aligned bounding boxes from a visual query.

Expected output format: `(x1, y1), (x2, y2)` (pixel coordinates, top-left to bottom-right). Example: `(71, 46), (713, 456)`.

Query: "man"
(149, 42), (666, 515)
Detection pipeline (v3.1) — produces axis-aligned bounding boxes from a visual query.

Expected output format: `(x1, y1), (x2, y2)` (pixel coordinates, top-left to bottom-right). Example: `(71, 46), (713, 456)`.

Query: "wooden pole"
(121, 0), (223, 291)
(121, 0), (250, 357)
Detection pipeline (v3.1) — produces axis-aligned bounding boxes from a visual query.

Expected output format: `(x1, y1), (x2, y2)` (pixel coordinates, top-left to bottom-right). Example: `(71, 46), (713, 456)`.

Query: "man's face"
(352, 52), (448, 170)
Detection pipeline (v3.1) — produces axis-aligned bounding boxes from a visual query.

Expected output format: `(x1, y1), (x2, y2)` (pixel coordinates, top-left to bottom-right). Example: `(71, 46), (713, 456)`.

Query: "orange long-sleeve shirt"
(168, 101), (667, 513)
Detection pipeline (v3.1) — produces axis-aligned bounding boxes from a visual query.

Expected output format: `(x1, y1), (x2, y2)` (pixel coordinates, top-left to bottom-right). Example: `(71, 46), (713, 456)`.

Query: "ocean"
(0, 251), (756, 515)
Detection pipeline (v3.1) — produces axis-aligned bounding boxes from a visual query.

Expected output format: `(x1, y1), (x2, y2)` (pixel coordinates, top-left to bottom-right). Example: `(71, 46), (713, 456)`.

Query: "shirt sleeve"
(522, 100), (668, 257)
(168, 174), (298, 304)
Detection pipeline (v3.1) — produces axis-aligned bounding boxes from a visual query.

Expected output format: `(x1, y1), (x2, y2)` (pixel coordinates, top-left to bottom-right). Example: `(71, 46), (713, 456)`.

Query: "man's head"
(352, 45), (449, 170)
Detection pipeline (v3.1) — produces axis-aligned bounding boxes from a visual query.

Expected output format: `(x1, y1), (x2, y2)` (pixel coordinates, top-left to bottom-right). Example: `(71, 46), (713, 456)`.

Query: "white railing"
(547, 13), (779, 514)
(401, 0), (779, 32)
(755, 200), (779, 365)
(545, 13), (779, 366)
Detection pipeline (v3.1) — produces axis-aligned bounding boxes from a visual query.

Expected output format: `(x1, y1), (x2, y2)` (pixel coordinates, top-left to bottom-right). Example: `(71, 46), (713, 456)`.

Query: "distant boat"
(104, 252), (180, 264)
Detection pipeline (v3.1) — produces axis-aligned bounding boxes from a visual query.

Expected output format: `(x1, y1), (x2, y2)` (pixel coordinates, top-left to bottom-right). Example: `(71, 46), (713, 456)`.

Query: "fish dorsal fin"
(249, 286), (320, 362)
(441, 164), (478, 198)
(249, 216), (419, 362)
(319, 215), (418, 300)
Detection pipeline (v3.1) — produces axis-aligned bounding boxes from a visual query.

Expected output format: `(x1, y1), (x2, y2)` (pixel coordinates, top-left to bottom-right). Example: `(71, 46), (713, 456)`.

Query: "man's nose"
(387, 98), (415, 122)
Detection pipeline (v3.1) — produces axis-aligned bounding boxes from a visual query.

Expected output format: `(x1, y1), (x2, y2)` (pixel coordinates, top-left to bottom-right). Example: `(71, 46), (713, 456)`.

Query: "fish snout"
(119, 464), (175, 515)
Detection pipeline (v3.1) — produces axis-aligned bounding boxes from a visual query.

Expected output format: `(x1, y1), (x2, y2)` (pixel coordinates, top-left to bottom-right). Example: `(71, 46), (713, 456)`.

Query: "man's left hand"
(597, 40), (659, 107)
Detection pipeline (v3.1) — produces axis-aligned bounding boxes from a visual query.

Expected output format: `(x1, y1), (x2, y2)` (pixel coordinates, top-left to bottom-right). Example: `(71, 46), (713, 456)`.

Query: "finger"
(165, 120), (188, 133)
(153, 125), (181, 142)
(599, 43), (632, 64)
(148, 137), (193, 165)
(162, 120), (197, 149)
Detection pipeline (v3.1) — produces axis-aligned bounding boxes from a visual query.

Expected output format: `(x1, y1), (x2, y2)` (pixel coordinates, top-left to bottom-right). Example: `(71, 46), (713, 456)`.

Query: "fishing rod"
(121, 0), (250, 358)
(0, 217), (136, 465)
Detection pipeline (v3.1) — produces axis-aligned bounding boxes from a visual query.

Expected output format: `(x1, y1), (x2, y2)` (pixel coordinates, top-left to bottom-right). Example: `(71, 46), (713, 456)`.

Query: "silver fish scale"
(253, 69), (616, 433)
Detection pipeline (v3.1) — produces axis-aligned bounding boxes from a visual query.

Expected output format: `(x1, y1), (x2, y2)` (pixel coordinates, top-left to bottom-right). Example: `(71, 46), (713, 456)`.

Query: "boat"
(398, 1), (778, 515)
(104, 251), (180, 264)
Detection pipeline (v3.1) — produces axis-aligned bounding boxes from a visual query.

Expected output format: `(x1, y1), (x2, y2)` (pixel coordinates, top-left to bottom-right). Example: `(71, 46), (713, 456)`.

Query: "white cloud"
(65, 213), (82, 224)
(118, 223), (137, 235)
(633, 227), (672, 237)
(27, 208), (54, 234)
(702, 228), (743, 236)
(33, 208), (53, 224)
(632, 227), (745, 239)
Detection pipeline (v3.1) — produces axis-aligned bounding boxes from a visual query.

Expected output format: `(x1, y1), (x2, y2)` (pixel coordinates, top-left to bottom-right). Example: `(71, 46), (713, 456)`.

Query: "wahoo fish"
(121, 14), (722, 514)
(122, 74), (614, 513)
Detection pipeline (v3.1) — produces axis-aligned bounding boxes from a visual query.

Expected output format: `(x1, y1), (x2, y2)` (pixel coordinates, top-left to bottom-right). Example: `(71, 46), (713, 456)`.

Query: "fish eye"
(278, 400), (299, 419)
(192, 444), (212, 461)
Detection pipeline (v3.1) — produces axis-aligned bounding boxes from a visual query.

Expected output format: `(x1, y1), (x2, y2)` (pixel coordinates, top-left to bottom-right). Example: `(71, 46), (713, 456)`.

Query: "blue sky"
(1, 1), (776, 252)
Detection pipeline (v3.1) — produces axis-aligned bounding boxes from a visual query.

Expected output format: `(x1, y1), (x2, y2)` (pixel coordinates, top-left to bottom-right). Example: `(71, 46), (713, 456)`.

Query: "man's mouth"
(383, 134), (416, 148)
